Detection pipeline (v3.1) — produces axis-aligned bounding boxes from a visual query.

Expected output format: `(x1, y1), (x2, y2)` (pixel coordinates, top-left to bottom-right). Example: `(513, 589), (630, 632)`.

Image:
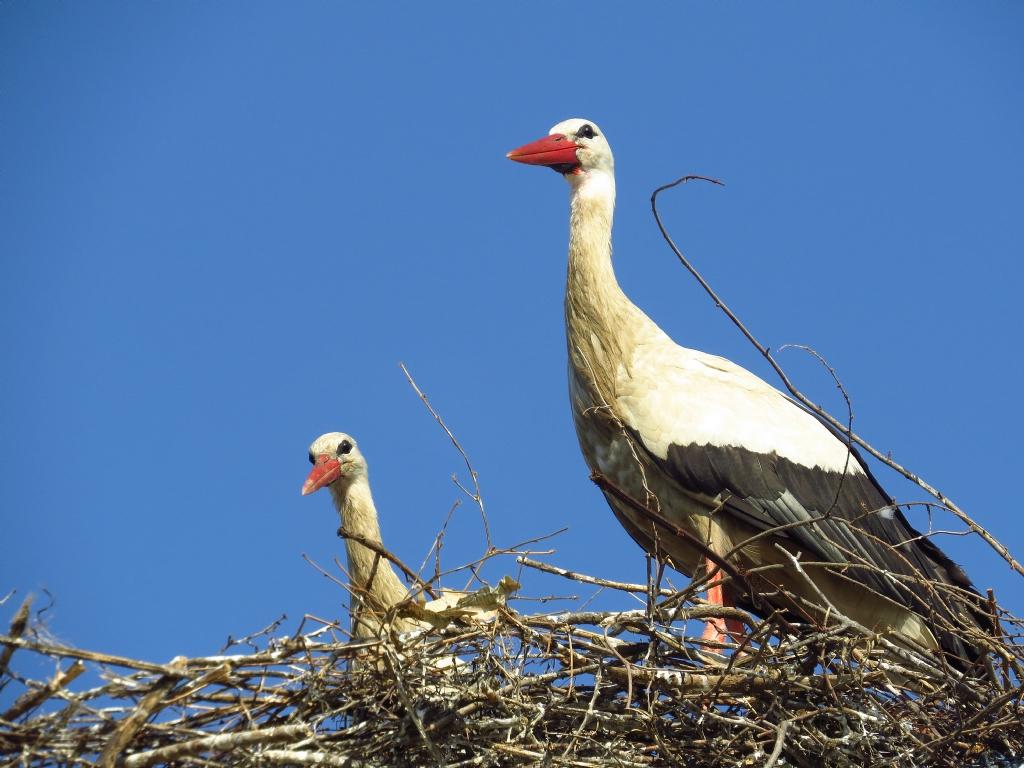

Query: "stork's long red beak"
(506, 133), (582, 167)
(302, 455), (342, 495)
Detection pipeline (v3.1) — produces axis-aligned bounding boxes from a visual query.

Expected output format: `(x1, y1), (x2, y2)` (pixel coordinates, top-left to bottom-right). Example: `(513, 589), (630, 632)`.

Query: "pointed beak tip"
(302, 457), (342, 496)
(505, 134), (580, 168)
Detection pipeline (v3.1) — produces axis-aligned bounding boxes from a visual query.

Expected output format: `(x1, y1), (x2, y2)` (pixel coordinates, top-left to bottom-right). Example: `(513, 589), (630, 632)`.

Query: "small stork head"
(506, 118), (614, 181)
(301, 432), (366, 496)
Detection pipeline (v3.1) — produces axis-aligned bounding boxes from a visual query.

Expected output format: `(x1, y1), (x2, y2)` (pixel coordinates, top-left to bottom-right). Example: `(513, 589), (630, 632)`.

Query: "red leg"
(701, 556), (746, 645)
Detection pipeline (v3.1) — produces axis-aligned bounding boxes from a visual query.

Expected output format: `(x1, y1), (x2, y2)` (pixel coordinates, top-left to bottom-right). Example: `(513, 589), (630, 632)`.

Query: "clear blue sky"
(2, 3), (1022, 666)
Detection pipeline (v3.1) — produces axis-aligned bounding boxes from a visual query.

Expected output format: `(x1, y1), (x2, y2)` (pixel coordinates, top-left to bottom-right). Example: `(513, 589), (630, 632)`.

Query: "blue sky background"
(2, 3), (1023, 670)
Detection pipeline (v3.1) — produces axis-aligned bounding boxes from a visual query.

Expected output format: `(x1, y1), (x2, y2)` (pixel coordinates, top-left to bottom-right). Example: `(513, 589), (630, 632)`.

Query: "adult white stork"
(507, 119), (983, 661)
(302, 432), (418, 637)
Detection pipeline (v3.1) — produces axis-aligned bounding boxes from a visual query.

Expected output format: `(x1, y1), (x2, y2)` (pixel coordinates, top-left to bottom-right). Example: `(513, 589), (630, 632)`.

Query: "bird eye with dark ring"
(577, 124), (596, 139)
(308, 453), (316, 465)
(338, 440), (353, 455)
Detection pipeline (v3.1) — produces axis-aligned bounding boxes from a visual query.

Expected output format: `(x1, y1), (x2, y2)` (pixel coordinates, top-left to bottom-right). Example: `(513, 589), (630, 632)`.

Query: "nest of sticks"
(2, 522), (1024, 768)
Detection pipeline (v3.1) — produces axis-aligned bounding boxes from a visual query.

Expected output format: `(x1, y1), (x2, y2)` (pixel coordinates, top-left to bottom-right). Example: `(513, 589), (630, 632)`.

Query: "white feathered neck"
(565, 168), (646, 408)
(328, 472), (413, 636)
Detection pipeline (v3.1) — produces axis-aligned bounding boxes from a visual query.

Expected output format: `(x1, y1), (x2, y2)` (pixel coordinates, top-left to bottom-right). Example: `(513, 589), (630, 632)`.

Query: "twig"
(338, 527), (439, 600)
(97, 660), (186, 768)
(517, 557), (673, 596)
(0, 596), (33, 679)
(763, 720), (790, 768)
(400, 363), (492, 550)
(0, 634), (185, 676)
(121, 724), (310, 768)
(564, 664), (603, 756)
(383, 648), (445, 767)
(262, 751), (379, 768)
(589, 472), (758, 605)
(778, 344), (855, 517)
(651, 177), (1024, 578)
(2, 660), (86, 721)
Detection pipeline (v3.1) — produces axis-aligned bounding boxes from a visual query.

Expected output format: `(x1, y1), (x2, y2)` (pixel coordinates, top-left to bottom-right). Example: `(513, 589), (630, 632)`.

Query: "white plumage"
(620, 327), (858, 472)
(508, 118), (983, 660)
(302, 432), (417, 638)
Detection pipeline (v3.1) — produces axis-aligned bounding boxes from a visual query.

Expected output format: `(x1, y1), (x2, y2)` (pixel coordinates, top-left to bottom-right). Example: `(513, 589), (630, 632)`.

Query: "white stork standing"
(302, 432), (418, 637)
(507, 119), (983, 660)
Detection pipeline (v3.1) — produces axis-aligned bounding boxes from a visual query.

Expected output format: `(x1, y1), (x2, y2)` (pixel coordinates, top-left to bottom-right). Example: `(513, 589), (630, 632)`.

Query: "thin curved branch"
(400, 363), (492, 550)
(651, 177), (1024, 579)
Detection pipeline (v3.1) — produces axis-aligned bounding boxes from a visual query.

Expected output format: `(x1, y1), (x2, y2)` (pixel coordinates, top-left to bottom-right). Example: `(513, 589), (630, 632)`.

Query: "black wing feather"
(632, 423), (983, 661)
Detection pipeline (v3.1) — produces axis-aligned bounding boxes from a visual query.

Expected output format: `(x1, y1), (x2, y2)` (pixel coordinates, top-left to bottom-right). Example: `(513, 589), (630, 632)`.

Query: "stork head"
(301, 432), (366, 495)
(507, 118), (614, 183)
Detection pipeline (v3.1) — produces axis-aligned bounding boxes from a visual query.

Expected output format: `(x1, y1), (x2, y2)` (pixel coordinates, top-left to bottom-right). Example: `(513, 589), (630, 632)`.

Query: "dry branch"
(0, 597), (33, 681)
(650, 176), (1024, 579)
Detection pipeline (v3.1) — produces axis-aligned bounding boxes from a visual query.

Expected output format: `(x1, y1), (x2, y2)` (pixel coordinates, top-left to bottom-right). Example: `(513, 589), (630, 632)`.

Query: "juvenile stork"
(508, 119), (982, 660)
(302, 432), (417, 637)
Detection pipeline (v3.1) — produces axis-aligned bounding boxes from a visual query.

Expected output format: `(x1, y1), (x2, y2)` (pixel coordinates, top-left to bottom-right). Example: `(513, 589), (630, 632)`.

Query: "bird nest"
(2, 536), (1024, 768)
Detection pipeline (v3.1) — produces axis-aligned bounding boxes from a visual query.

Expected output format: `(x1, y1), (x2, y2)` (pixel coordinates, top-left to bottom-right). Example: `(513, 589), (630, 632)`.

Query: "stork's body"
(509, 119), (982, 660)
(302, 433), (416, 637)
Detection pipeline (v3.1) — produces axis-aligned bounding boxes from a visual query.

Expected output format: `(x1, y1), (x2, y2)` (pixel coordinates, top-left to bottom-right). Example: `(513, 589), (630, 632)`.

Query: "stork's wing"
(618, 332), (973, 614)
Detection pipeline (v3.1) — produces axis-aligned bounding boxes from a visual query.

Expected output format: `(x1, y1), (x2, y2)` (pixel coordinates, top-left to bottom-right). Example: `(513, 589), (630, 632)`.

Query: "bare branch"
(400, 363), (492, 550)
(651, 178), (1024, 578)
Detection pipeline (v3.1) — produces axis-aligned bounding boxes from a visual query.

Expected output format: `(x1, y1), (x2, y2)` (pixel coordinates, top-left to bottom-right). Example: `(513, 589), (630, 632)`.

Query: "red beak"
(506, 133), (582, 167)
(302, 455), (342, 496)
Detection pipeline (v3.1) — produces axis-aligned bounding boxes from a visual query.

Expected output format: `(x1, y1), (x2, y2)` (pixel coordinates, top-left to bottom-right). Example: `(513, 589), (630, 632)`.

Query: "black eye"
(308, 453), (316, 465)
(577, 124), (596, 140)
(338, 440), (352, 455)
